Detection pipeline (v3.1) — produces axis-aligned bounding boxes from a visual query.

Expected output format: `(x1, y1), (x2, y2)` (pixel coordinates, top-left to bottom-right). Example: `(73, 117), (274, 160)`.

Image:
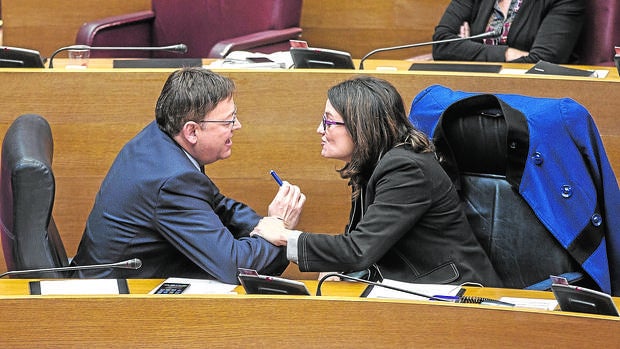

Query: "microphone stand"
(0, 258), (142, 278)
(359, 31), (499, 70)
(316, 272), (448, 301)
(316, 272), (515, 306)
(48, 44), (188, 68)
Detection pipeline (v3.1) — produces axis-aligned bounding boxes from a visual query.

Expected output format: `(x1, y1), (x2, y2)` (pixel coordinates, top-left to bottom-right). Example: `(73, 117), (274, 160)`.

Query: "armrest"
(209, 27), (302, 58)
(75, 10), (155, 46)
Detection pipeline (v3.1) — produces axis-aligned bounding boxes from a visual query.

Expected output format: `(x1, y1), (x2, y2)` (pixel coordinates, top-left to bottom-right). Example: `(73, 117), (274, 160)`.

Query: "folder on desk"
(409, 62), (502, 73)
(525, 60), (595, 77)
(113, 58), (203, 68)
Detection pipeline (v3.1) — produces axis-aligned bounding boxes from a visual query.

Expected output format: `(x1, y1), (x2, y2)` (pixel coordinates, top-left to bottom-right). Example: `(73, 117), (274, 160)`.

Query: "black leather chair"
(0, 114), (69, 278)
(429, 96), (594, 290)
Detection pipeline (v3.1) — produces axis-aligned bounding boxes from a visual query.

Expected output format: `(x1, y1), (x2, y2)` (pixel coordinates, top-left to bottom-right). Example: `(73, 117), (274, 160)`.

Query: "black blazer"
(296, 145), (502, 287)
(432, 0), (586, 63)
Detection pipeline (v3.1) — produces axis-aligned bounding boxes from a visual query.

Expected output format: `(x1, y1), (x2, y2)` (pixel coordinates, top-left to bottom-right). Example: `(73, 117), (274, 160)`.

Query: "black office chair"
(0, 114), (69, 278)
(417, 93), (597, 291)
(439, 107), (587, 289)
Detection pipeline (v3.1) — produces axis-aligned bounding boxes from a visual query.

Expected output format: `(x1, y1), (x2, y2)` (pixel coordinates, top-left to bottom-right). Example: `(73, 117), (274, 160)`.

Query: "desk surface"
(0, 279), (618, 348)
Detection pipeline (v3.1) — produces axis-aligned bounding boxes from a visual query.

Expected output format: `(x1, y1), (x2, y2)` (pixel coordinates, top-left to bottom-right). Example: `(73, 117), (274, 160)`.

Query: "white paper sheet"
(365, 279), (462, 300)
(36, 279), (124, 295)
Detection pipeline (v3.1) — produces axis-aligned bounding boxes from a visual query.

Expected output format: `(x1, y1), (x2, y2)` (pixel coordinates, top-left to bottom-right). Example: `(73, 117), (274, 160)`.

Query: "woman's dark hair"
(155, 67), (235, 136)
(328, 76), (434, 198)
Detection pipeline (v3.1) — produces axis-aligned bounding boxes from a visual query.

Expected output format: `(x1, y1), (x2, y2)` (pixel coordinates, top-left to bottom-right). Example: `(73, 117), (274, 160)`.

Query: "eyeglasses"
(322, 113), (345, 130)
(198, 109), (237, 128)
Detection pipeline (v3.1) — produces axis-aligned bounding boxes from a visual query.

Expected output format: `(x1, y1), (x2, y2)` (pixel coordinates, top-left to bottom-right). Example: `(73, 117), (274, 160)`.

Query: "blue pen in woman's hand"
(270, 170), (283, 186)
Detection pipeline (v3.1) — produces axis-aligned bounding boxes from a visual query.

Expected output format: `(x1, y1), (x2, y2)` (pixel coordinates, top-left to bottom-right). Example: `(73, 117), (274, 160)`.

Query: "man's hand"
(267, 181), (306, 229)
(251, 216), (291, 246)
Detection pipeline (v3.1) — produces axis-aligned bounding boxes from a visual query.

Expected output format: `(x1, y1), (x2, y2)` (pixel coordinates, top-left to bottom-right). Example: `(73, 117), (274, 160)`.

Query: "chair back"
(76, 0), (303, 59)
(435, 99), (586, 289)
(574, 0), (620, 66)
(0, 114), (68, 278)
(151, 0), (302, 58)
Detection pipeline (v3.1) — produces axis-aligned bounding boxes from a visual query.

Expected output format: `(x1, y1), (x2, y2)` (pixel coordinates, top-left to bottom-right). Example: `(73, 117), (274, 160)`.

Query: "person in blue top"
(71, 68), (305, 284)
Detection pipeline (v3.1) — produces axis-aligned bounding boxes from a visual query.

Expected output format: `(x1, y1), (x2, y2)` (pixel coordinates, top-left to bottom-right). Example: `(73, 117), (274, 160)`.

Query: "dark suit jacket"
(71, 122), (287, 284)
(296, 145), (502, 287)
(432, 0), (586, 63)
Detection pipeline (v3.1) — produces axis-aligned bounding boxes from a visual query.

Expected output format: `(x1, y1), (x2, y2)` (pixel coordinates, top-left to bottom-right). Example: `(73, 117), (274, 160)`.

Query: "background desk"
(2, 0), (450, 59)
(0, 62), (618, 278)
(0, 279), (618, 348)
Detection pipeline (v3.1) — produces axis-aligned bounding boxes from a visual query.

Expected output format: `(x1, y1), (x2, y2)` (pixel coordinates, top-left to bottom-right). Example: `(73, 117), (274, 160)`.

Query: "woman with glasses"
(252, 76), (502, 287)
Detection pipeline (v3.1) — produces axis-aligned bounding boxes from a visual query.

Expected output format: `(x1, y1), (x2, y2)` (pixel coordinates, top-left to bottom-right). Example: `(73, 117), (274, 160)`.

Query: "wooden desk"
(0, 62), (618, 278)
(0, 279), (618, 348)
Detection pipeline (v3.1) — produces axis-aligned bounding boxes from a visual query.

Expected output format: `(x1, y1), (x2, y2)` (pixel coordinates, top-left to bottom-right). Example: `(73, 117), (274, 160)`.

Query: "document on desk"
(29, 279), (129, 295)
(204, 50), (293, 69)
(149, 277), (237, 295)
(365, 279), (461, 300)
(498, 297), (558, 311)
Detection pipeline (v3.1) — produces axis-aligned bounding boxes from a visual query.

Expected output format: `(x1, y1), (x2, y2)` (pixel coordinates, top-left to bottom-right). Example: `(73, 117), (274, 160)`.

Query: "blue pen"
(270, 170), (283, 186)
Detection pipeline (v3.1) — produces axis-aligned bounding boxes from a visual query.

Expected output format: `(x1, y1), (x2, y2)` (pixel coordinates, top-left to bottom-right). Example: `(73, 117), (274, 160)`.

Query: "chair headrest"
(432, 94), (529, 188)
(443, 106), (508, 176)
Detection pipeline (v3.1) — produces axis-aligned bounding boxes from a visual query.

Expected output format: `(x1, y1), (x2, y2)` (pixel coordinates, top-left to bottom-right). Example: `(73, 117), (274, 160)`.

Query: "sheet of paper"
(499, 297), (558, 311)
(149, 277), (237, 295)
(365, 279), (462, 300)
(204, 50), (293, 69)
(37, 279), (123, 295)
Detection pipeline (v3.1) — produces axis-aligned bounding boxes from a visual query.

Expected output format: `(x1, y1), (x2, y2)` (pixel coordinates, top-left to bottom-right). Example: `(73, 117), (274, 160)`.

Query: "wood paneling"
(300, 0), (450, 58)
(0, 65), (618, 278)
(0, 279), (619, 348)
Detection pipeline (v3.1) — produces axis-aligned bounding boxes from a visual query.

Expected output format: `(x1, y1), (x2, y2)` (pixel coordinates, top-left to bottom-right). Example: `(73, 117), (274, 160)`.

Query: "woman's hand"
(459, 21), (471, 38)
(251, 216), (291, 246)
(318, 272), (341, 282)
(267, 181), (306, 229)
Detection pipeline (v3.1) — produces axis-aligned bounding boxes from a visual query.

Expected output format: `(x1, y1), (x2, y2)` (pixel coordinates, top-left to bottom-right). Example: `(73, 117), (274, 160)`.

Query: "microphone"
(358, 30), (500, 69)
(316, 272), (448, 300)
(316, 273), (515, 306)
(48, 44), (188, 68)
(0, 258), (143, 278)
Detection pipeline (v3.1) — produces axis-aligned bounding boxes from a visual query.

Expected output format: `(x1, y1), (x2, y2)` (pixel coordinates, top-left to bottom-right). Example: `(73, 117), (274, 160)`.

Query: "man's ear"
(180, 121), (199, 145)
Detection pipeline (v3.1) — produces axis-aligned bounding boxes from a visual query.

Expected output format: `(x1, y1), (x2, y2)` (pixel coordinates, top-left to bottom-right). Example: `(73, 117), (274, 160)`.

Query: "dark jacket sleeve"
(432, 0), (585, 63)
(296, 153), (432, 272)
(154, 171), (288, 284)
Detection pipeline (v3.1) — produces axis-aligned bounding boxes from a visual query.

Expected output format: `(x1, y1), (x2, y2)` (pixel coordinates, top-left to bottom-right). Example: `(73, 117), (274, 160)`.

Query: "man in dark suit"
(71, 68), (305, 284)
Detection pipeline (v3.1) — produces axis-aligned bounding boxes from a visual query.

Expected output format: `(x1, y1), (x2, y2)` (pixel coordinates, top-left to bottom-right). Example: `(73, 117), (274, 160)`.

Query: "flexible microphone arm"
(316, 272), (448, 301)
(359, 30), (500, 70)
(317, 272), (515, 306)
(0, 258), (143, 278)
(48, 44), (188, 68)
